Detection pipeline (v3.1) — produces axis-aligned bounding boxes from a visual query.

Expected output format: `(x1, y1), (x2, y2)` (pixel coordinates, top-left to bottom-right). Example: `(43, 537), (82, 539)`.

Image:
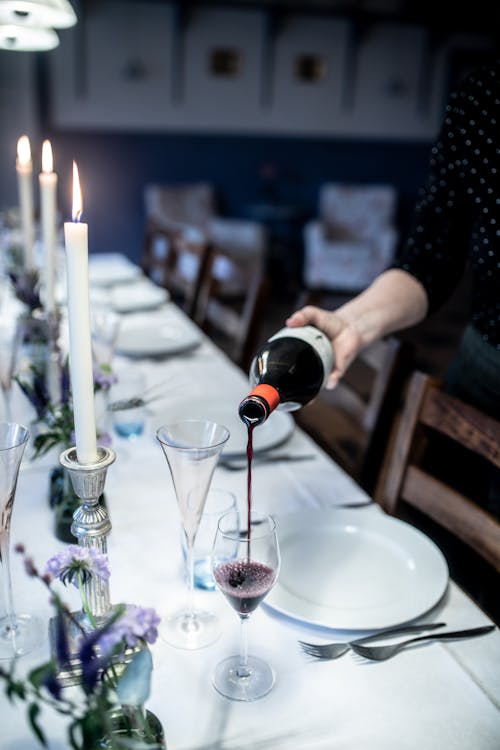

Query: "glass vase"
(97, 707), (166, 749)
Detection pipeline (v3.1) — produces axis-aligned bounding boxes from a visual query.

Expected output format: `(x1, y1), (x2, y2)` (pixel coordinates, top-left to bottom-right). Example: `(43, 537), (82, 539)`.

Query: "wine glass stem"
(186, 539), (195, 617)
(0, 524), (16, 640)
(237, 615), (251, 678)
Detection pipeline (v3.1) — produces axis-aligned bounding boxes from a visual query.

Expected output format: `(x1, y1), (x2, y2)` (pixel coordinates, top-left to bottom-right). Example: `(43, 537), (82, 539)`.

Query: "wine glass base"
(0, 613), (45, 660)
(212, 654), (276, 701)
(160, 608), (221, 650)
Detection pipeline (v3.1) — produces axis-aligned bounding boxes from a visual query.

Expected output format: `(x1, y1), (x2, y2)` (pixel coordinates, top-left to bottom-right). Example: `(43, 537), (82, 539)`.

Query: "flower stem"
(77, 571), (97, 629)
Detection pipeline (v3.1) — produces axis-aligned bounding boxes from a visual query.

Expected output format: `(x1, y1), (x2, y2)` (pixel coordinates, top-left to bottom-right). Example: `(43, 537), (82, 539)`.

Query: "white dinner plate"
(152, 400), (295, 457)
(88, 253), (142, 287)
(110, 280), (169, 313)
(266, 508), (448, 630)
(116, 320), (201, 357)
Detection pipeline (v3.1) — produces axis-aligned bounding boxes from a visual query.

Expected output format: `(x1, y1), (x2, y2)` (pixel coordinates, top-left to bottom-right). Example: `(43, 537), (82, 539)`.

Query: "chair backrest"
(374, 371), (500, 573)
(144, 183), (217, 234)
(207, 217), (267, 258)
(193, 244), (271, 371)
(142, 225), (210, 318)
(295, 334), (412, 494)
(319, 183), (397, 240)
(205, 217), (267, 297)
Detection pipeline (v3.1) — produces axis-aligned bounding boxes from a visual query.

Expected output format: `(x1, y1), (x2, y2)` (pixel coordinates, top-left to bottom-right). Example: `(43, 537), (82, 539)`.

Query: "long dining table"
(1, 253), (499, 750)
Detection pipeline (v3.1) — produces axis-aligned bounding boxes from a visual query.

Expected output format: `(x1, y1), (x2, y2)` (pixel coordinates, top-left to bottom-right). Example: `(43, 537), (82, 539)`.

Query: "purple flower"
(96, 605), (161, 656)
(45, 545), (110, 588)
(93, 363), (118, 392)
(23, 557), (38, 578)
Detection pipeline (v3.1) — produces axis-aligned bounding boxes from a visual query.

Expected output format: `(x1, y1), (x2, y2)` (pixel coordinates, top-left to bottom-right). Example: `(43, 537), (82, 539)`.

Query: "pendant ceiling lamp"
(0, 0), (77, 29)
(0, 22), (59, 50)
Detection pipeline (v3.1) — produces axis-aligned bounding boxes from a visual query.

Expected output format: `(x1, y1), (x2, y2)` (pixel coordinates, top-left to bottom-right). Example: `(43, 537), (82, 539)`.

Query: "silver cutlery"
(107, 379), (169, 412)
(351, 624), (495, 661)
(219, 453), (315, 471)
(299, 621), (446, 660)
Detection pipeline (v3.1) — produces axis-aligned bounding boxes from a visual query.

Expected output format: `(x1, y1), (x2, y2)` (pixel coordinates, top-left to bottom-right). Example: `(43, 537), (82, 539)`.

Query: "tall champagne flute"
(0, 422), (43, 658)
(211, 510), (280, 701)
(157, 419), (230, 649)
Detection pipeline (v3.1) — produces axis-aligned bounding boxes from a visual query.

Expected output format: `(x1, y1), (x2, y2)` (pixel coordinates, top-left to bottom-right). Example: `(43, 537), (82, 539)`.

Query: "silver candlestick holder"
(49, 444), (117, 686)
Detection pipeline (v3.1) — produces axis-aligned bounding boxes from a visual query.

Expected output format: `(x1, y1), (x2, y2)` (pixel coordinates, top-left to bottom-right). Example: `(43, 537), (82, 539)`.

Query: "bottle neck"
(238, 384), (280, 426)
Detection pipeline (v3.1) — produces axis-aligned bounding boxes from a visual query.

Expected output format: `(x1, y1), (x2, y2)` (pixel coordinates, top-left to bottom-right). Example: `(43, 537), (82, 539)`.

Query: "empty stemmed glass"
(0, 422), (44, 658)
(156, 419), (230, 649)
(91, 305), (120, 368)
(211, 510), (280, 701)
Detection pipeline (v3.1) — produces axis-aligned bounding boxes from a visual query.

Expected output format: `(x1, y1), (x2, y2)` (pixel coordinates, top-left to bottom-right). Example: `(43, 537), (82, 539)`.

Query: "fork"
(298, 621), (446, 660)
(351, 624), (495, 661)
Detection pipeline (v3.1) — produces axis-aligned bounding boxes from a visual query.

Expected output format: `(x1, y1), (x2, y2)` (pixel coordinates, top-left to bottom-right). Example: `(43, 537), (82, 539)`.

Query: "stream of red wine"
(245, 423), (255, 555)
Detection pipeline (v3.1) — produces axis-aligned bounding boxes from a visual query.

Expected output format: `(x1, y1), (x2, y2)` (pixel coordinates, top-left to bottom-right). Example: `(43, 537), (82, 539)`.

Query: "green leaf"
(116, 648), (153, 707)
(28, 702), (47, 746)
(68, 718), (83, 750)
(6, 678), (26, 701)
(28, 662), (54, 690)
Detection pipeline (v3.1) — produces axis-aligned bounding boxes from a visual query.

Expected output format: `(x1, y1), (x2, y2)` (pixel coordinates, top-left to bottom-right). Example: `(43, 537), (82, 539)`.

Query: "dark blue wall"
(48, 129), (432, 270)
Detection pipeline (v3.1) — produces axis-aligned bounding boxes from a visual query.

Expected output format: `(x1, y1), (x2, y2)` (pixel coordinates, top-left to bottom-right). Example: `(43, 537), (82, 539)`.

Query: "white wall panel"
(265, 16), (349, 133)
(179, 8), (264, 131)
(334, 24), (438, 139)
(50, 1), (174, 129)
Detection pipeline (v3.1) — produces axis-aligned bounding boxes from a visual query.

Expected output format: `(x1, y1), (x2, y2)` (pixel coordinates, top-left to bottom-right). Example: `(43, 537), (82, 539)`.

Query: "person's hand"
(286, 306), (364, 389)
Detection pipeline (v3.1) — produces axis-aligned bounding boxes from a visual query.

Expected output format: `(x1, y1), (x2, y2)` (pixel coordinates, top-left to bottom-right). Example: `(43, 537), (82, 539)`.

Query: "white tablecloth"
(1, 268), (499, 749)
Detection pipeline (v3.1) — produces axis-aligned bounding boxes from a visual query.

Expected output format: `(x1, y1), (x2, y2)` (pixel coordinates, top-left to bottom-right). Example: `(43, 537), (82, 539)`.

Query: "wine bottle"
(239, 326), (334, 426)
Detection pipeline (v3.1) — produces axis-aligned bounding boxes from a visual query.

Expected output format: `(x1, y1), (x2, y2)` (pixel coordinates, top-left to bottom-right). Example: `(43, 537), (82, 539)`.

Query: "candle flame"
(17, 135), (31, 165)
(72, 161), (83, 222)
(42, 140), (53, 173)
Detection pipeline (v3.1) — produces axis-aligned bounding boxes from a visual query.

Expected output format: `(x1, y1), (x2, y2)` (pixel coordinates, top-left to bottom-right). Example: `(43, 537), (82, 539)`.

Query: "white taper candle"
(16, 135), (35, 268)
(63, 161), (98, 465)
(39, 140), (57, 313)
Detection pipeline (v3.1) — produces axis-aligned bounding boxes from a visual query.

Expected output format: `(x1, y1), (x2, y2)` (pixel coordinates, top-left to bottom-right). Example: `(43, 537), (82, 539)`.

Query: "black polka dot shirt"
(393, 60), (500, 350)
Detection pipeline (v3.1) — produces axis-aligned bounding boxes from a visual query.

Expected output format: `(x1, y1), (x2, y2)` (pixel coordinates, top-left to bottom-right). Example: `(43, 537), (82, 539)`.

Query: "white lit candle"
(16, 134), (35, 268)
(39, 140), (57, 314)
(63, 161), (98, 465)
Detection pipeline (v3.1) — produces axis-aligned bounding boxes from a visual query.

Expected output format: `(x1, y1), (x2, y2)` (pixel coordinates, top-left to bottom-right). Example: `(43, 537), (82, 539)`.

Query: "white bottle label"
(268, 326), (334, 389)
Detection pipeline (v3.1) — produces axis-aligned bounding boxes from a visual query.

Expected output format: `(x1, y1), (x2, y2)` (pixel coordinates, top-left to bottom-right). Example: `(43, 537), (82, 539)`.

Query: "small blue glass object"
(114, 421), (144, 439)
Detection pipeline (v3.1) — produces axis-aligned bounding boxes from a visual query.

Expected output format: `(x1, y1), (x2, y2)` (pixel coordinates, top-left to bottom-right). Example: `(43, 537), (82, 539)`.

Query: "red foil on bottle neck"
(248, 383), (280, 413)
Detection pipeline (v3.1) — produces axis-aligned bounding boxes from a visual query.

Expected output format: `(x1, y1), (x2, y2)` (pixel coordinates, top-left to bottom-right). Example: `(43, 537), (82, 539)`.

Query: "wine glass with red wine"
(211, 510), (280, 701)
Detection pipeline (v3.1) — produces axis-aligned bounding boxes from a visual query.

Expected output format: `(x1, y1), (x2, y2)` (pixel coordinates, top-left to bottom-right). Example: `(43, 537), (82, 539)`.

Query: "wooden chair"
(143, 182), (217, 236)
(295, 335), (413, 494)
(141, 224), (211, 318)
(193, 244), (271, 371)
(374, 371), (500, 576)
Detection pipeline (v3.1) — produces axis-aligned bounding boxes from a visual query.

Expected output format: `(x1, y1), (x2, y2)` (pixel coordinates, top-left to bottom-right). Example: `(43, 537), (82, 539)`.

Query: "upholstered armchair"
(302, 183), (399, 293)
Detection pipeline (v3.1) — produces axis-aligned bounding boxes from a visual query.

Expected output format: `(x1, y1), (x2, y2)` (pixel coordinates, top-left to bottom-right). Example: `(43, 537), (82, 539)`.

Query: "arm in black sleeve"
(393, 77), (475, 313)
